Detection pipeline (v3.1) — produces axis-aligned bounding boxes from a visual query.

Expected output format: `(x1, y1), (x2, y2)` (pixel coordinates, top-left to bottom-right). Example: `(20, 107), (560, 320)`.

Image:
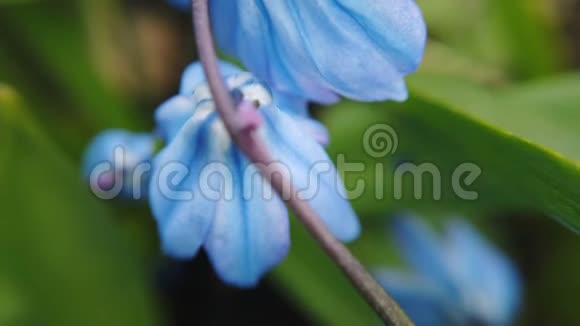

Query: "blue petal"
(149, 117), (217, 259)
(445, 220), (522, 325)
(272, 92), (330, 146)
(180, 61), (242, 95)
(392, 216), (457, 295)
(157, 61), (243, 143)
(82, 129), (155, 199)
(82, 130), (154, 176)
(261, 107), (360, 242)
(272, 87), (309, 117)
(178, 62), (328, 145)
(209, 0), (239, 51)
(210, 0), (426, 102)
(154, 95), (195, 142)
(296, 116), (330, 147)
(211, 0), (338, 104)
(203, 146), (290, 288)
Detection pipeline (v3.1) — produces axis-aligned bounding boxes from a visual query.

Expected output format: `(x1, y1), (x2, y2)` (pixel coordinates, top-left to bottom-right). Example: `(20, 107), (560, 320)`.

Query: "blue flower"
(375, 216), (522, 326)
(210, 0), (427, 103)
(150, 63), (360, 287)
(83, 130), (155, 200)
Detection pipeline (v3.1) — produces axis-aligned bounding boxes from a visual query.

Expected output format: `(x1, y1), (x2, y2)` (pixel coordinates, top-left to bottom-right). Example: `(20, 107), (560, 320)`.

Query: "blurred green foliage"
(1, 0), (580, 325)
(0, 90), (158, 325)
(418, 0), (565, 78)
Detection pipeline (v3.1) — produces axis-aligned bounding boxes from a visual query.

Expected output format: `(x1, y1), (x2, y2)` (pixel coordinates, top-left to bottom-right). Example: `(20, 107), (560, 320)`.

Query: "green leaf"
(407, 73), (580, 161)
(0, 90), (159, 326)
(324, 73), (580, 229)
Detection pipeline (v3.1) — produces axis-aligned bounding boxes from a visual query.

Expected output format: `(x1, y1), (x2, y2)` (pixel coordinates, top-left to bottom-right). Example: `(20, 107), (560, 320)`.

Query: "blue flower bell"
(209, 0), (427, 103)
(150, 62), (360, 287)
(375, 216), (522, 326)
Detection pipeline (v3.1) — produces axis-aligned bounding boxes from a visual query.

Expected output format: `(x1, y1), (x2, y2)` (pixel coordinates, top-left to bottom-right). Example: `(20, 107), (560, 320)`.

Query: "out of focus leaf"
(419, 41), (507, 85)
(418, 0), (564, 78)
(324, 73), (580, 229)
(408, 73), (580, 161)
(0, 276), (25, 325)
(0, 90), (158, 326)
(486, 0), (563, 78)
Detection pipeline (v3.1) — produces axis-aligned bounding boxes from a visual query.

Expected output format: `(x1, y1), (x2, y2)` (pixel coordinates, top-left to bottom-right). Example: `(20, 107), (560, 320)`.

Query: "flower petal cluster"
(149, 62), (360, 287)
(156, 62), (330, 145)
(375, 216), (522, 326)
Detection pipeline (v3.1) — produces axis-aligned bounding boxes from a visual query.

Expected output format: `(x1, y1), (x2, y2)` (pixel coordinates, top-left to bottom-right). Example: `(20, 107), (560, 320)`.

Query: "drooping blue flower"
(83, 130), (155, 200)
(375, 216), (522, 326)
(150, 63), (360, 287)
(210, 0), (427, 104)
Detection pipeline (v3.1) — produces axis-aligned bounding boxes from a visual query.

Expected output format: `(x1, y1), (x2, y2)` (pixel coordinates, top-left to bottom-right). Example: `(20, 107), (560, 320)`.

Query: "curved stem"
(192, 1), (413, 325)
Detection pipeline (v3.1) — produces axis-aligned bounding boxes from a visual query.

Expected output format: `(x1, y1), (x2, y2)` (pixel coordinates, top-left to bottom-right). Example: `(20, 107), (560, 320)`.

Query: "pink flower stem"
(192, 1), (412, 324)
